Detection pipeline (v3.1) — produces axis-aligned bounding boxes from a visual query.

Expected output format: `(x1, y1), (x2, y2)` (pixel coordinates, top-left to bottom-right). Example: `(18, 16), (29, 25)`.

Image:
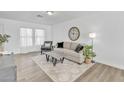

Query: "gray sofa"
(54, 42), (84, 64)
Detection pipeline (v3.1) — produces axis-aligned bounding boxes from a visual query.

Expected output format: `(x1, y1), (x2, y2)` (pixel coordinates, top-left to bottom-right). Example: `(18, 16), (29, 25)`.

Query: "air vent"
(37, 14), (43, 18)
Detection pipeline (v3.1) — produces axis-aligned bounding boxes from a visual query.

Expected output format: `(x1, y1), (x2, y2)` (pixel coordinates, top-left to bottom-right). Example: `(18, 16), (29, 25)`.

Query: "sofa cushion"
(57, 42), (64, 48)
(70, 43), (79, 50)
(54, 48), (65, 53)
(54, 48), (84, 64)
(75, 44), (83, 53)
(63, 49), (81, 58)
(54, 48), (81, 58)
(63, 42), (71, 49)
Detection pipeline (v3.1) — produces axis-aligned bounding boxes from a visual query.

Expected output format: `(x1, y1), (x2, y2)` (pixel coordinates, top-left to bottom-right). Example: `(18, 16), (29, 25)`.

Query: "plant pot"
(84, 58), (92, 64)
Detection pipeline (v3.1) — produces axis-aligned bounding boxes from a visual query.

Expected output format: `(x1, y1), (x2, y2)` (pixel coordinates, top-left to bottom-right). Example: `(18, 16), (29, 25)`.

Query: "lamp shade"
(89, 32), (96, 38)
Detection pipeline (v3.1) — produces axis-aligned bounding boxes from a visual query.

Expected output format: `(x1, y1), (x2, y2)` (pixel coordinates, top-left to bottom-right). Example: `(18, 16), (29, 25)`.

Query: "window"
(35, 29), (45, 45)
(20, 28), (45, 47)
(20, 28), (32, 47)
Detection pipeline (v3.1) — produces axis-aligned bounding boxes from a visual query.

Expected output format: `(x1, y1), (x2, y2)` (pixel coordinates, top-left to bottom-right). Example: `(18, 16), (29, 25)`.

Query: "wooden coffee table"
(43, 51), (64, 66)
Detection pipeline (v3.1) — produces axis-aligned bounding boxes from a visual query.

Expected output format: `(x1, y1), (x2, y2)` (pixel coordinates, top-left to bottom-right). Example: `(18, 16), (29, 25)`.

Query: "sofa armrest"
(41, 45), (45, 48)
(79, 50), (84, 63)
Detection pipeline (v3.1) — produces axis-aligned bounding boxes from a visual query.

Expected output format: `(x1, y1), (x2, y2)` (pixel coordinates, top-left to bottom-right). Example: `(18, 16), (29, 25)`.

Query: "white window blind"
(20, 28), (33, 47)
(35, 29), (45, 45)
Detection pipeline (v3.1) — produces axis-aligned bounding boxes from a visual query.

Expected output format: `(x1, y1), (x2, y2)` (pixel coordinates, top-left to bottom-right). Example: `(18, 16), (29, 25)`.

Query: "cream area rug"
(32, 55), (95, 82)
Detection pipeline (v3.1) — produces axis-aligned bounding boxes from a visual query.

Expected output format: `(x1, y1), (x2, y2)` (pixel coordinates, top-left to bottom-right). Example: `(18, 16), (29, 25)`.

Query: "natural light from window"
(20, 28), (33, 47)
(35, 29), (45, 45)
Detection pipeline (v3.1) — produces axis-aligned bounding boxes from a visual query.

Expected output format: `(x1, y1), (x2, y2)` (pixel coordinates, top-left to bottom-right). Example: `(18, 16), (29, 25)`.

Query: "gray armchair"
(41, 41), (53, 54)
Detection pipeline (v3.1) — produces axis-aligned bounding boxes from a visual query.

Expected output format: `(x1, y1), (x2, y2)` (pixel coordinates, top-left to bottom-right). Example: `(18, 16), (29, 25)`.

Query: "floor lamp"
(89, 32), (96, 63)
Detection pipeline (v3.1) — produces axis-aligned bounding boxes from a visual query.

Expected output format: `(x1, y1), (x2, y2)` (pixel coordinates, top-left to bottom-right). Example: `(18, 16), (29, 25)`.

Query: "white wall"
(0, 18), (52, 54)
(52, 12), (124, 69)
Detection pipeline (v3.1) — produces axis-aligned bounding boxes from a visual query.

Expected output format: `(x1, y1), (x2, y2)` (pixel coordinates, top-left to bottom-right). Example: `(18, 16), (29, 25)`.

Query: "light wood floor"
(14, 52), (124, 82)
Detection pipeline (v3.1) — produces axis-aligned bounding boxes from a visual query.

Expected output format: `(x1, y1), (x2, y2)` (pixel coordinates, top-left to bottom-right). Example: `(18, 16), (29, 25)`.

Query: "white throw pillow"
(45, 43), (50, 47)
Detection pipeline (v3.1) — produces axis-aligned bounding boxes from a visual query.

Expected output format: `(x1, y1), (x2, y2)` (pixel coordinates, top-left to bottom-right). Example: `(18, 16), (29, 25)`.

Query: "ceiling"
(0, 11), (100, 25)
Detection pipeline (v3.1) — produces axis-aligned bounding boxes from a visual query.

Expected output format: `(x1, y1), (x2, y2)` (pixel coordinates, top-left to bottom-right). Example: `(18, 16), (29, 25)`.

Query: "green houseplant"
(0, 34), (10, 51)
(83, 45), (96, 64)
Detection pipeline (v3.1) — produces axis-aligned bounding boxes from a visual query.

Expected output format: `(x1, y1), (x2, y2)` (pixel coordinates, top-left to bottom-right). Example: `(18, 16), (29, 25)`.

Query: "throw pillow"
(57, 42), (64, 48)
(75, 44), (83, 53)
(45, 43), (51, 47)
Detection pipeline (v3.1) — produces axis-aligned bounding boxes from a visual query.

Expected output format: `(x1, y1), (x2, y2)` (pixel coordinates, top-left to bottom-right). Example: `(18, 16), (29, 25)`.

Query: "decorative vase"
(84, 58), (92, 64)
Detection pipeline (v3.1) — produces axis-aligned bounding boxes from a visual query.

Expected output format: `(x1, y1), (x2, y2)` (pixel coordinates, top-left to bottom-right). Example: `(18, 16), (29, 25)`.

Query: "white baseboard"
(97, 61), (124, 70)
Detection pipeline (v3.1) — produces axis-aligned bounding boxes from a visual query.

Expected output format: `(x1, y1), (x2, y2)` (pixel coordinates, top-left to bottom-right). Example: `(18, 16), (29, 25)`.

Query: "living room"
(2, 0), (124, 92)
(0, 11), (124, 82)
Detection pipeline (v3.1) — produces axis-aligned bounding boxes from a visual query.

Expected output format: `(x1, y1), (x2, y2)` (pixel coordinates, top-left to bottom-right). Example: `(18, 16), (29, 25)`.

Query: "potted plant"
(83, 45), (96, 64)
(0, 34), (10, 52)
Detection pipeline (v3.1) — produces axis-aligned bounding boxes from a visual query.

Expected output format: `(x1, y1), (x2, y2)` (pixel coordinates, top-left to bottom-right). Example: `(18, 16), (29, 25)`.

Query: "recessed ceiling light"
(46, 11), (54, 15)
